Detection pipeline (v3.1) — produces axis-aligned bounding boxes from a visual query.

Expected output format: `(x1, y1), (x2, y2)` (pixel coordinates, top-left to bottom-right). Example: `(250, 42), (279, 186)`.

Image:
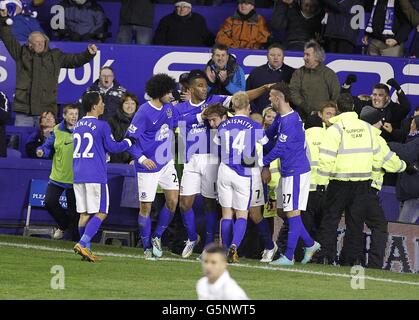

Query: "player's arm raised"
(246, 83), (275, 101)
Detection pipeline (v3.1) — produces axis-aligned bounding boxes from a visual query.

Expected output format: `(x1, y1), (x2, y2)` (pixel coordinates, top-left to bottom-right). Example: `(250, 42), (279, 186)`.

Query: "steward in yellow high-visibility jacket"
(340, 107), (406, 268)
(315, 93), (385, 265)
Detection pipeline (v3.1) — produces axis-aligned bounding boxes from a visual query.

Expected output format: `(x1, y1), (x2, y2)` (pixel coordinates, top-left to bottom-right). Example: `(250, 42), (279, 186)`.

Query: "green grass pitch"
(0, 234), (418, 300)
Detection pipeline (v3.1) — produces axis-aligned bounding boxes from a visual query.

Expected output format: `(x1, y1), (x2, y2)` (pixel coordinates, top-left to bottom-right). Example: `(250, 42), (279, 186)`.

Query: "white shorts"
(74, 183), (109, 214)
(276, 172), (310, 212)
(180, 154), (219, 199)
(217, 163), (251, 211)
(250, 167), (265, 207)
(137, 160), (179, 202)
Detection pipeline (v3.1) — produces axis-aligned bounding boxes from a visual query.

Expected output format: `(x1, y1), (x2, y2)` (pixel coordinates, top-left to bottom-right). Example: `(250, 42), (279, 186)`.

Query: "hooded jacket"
(0, 17), (95, 116)
(216, 9), (270, 49)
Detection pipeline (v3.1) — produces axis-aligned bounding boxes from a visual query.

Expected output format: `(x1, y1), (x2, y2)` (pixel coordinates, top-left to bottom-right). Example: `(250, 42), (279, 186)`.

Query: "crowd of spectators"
(0, 0), (418, 57)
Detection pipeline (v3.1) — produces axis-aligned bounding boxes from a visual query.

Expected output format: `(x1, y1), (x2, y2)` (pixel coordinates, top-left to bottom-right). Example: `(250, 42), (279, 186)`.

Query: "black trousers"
(326, 38), (355, 54)
(341, 188), (388, 268)
(44, 183), (79, 241)
(317, 180), (371, 262)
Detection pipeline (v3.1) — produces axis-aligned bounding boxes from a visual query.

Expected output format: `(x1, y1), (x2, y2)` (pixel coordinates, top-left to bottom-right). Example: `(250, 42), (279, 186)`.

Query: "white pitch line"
(1, 241), (418, 287)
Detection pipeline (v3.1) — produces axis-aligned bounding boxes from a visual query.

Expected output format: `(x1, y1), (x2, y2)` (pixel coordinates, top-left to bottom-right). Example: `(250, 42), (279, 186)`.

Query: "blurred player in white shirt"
(197, 244), (249, 300)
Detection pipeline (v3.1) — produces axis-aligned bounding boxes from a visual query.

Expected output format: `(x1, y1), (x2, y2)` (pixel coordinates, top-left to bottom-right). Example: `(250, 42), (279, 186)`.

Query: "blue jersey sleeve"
(125, 109), (147, 159)
(102, 122), (131, 153)
(263, 118), (291, 166)
(38, 131), (56, 158)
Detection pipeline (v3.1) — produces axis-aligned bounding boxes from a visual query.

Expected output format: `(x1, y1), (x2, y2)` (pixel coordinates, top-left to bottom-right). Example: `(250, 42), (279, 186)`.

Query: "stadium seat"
(23, 179), (59, 238)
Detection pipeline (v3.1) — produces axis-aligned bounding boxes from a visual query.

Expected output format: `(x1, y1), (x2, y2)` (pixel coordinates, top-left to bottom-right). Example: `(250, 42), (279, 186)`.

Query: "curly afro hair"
(145, 73), (176, 100)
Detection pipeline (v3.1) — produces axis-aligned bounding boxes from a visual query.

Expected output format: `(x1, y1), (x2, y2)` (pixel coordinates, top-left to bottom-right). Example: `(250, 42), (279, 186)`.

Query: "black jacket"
(107, 105), (137, 164)
(323, 0), (363, 46)
(154, 11), (213, 47)
(0, 91), (9, 157)
(365, 0), (412, 44)
(271, 1), (323, 44)
(119, 0), (155, 28)
(389, 135), (419, 202)
(246, 63), (295, 114)
(81, 79), (127, 120)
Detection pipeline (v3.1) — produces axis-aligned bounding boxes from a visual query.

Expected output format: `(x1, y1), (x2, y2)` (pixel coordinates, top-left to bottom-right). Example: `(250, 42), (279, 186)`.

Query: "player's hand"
(385, 39), (398, 47)
(362, 35), (369, 46)
(382, 122), (393, 133)
(87, 44), (97, 55)
(282, 0), (293, 4)
(129, 160), (134, 165)
(218, 70), (228, 83)
(206, 66), (216, 83)
(267, 199), (276, 211)
(36, 149), (44, 158)
(261, 167), (271, 184)
(180, 89), (191, 102)
(141, 159), (157, 170)
(264, 83), (276, 91)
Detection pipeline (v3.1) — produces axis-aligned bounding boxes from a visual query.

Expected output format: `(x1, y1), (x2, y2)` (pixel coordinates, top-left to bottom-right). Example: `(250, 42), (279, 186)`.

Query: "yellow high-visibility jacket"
(317, 112), (381, 185)
(371, 126), (406, 191)
(264, 159), (281, 218)
(305, 124), (327, 192)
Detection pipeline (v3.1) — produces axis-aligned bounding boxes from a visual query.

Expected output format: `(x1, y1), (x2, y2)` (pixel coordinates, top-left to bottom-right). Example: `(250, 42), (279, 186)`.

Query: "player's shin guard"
(221, 218), (233, 250)
(256, 218), (275, 250)
(231, 218), (247, 249)
(138, 214), (152, 249)
(284, 215), (302, 261)
(79, 216), (102, 248)
(204, 211), (218, 246)
(153, 206), (174, 239)
(181, 209), (197, 241)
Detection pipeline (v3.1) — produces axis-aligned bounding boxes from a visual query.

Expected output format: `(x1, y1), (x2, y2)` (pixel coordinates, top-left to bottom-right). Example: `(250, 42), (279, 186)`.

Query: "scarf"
(365, 0), (395, 36)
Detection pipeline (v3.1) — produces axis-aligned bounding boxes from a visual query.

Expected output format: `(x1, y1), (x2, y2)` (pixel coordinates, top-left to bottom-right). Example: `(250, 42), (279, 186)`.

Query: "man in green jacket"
(36, 105), (79, 240)
(0, 10), (97, 127)
(289, 40), (340, 122)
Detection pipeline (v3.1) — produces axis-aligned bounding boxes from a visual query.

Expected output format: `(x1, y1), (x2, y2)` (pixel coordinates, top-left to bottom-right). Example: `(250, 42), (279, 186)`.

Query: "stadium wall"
(0, 158), (418, 273)
(0, 42), (419, 113)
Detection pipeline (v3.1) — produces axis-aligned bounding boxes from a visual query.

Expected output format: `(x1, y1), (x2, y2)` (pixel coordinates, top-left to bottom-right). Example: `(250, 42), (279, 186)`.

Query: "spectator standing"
(215, 0), (270, 50)
(271, 0), (323, 51)
(322, 0), (363, 54)
(81, 67), (126, 121)
(116, 0), (154, 45)
(398, 0), (419, 57)
(0, 10), (97, 127)
(389, 116), (419, 224)
(289, 40), (340, 121)
(0, 91), (9, 157)
(363, 0), (412, 57)
(25, 111), (56, 158)
(55, 0), (108, 42)
(108, 93), (138, 164)
(246, 43), (295, 114)
(35, 105), (80, 240)
(154, 1), (213, 47)
(205, 44), (246, 95)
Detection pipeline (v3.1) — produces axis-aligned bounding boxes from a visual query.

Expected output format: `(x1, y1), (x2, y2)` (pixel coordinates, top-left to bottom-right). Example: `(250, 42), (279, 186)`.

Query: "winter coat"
(81, 79), (126, 120)
(389, 135), (419, 202)
(119, 0), (155, 28)
(107, 106), (137, 164)
(216, 9), (270, 49)
(206, 54), (246, 96)
(154, 11), (213, 47)
(0, 17), (95, 116)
